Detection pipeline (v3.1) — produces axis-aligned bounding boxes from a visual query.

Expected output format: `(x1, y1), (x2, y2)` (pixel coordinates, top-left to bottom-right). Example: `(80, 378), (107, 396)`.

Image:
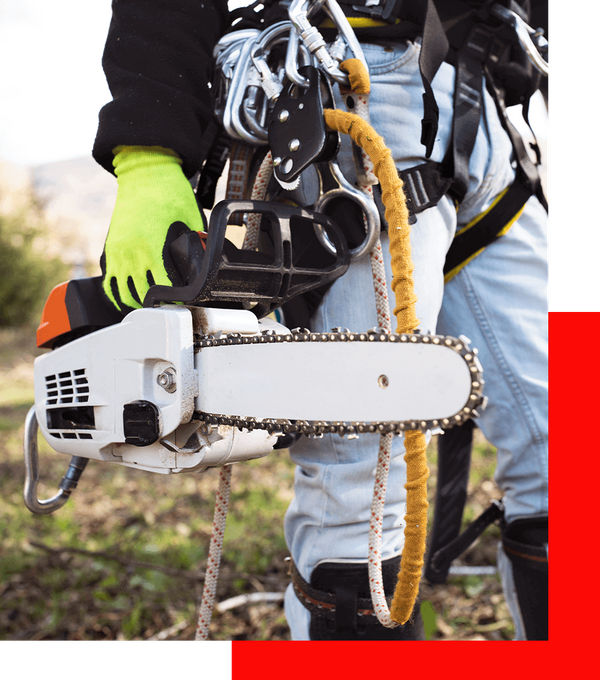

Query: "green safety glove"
(101, 145), (206, 311)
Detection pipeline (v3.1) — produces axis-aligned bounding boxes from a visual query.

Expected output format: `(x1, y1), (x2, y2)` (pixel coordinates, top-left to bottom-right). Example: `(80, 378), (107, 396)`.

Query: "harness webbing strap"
(424, 420), (474, 584)
(449, 24), (486, 203)
(417, 0), (449, 157)
(443, 173), (530, 282)
(398, 161), (451, 217)
(427, 499), (504, 577)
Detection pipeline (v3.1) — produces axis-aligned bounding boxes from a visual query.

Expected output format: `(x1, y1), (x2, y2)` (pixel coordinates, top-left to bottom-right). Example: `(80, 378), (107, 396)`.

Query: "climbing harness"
(317, 0), (548, 278)
(197, 1), (432, 632)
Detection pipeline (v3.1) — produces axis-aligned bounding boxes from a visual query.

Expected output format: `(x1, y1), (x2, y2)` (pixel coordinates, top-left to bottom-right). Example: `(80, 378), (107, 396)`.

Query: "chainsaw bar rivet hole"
(378, 374), (389, 389)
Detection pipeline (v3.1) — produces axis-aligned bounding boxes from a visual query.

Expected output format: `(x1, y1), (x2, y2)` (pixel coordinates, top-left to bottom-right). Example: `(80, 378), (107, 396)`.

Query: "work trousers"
(283, 39), (548, 639)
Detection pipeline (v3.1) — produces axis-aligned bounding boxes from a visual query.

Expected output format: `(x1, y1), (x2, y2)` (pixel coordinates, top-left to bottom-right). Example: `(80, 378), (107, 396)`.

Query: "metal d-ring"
(313, 160), (381, 260)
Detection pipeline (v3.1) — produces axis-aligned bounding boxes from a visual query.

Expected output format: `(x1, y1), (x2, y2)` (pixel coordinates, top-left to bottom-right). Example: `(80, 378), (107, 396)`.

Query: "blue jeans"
(283, 40), (548, 639)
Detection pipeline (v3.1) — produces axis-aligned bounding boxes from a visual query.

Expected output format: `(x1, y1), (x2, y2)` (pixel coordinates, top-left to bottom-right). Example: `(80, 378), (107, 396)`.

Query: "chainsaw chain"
(193, 328), (486, 436)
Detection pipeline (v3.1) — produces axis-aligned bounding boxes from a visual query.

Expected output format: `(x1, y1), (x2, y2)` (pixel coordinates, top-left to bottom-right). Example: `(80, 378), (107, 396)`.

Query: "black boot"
(500, 516), (548, 640)
(291, 556), (425, 640)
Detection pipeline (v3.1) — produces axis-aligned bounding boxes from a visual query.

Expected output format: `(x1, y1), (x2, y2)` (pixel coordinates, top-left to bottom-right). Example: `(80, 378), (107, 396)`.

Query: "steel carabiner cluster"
(214, 22), (311, 144)
(212, 0), (380, 260)
(213, 0), (369, 144)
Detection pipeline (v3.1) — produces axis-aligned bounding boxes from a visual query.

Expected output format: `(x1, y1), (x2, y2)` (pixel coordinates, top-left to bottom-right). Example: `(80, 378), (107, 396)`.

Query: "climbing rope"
(243, 150), (273, 250)
(339, 59), (399, 627)
(194, 152), (272, 640)
(195, 464), (233, 640)
(325, 58), (429, 626)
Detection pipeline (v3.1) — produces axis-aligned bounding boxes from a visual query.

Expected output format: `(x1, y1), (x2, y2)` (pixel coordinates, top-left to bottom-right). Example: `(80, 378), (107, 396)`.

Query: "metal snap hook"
(313, 160), (381, 260)
(491, 4), (548, 76)
(23, 406), (88, 515)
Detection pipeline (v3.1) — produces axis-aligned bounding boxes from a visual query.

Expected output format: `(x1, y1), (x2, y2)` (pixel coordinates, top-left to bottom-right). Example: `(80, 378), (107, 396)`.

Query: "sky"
(0, 0), (248, 168)
(0, 0), (113, 167)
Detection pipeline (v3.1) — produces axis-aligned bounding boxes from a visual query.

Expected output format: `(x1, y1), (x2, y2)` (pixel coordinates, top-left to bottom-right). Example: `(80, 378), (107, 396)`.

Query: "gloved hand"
(101, 145), (206, 311)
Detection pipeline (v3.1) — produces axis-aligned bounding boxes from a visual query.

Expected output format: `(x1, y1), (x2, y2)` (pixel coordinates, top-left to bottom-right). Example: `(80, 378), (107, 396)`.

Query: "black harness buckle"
(349, 0), (404, 24)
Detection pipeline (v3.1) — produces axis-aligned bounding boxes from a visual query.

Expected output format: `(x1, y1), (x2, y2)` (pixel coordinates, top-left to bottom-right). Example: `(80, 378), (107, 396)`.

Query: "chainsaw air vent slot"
(48, 431), (94, 440)
(47, 405), (95, 432)
(45, 368), (90, 405)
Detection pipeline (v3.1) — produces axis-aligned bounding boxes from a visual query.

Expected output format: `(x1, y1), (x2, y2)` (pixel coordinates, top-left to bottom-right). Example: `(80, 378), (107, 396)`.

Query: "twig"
(147, 619), (190, 641)
(215, 592), (285, 613)
(28, 540), (285, 586)
(448, 565), (498, 576)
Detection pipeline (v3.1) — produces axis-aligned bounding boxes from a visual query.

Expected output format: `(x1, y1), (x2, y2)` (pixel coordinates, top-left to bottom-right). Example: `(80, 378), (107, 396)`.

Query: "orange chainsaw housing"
(36, 277), (125, 349)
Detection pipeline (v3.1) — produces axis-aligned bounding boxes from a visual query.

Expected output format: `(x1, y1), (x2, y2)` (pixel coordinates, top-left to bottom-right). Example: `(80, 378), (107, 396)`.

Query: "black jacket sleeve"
(92, 0), (230, 178)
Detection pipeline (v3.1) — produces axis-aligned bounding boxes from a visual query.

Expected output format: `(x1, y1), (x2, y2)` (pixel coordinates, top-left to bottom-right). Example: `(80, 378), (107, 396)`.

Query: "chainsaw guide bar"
(194, 328), (486, 437)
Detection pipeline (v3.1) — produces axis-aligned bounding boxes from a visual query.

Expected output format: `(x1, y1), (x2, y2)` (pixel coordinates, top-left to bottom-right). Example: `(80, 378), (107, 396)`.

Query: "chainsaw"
(24, 0), (488, 515)
(24, 195), (486, 514)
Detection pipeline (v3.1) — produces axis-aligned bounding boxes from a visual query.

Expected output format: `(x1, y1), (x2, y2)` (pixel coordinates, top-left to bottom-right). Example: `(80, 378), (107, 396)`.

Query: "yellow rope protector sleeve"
(323, 109), (419, 334)
(323, 107), (429, 625)
(340, 58), (371, 94)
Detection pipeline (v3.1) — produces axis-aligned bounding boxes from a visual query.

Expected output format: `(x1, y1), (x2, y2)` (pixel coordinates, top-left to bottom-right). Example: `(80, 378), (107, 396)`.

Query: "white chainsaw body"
(33, 306), (278, 474)
(33, 305), (481, 475)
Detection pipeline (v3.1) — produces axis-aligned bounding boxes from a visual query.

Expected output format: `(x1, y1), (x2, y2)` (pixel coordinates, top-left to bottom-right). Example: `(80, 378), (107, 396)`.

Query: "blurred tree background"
(0, 181), (69, 327)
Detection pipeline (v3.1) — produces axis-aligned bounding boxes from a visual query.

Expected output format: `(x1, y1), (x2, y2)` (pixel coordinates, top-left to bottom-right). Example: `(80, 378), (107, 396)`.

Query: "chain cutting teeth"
(194, 330), (485, 436)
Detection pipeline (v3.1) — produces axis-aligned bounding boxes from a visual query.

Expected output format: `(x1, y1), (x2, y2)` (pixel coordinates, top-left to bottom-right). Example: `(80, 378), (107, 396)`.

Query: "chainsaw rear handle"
(23, 405), (88, 515)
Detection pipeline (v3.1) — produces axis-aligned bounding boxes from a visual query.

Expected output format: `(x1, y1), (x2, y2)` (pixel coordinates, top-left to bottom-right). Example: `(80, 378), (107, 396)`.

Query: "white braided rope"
(195, 148), (274, 641)
(350, 92), (379, 189)
(195, 465), (233, 640)
(243, 151), (273, 250)
(367, 432), (398, 627)
(366, 243), (400, 629)
(345, 90), (401, 629)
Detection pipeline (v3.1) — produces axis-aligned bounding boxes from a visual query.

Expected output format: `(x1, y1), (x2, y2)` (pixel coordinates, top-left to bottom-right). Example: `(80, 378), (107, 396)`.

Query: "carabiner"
(213, 29), (261, 124)
(491, 4), (548, 76)
(321, 0), (368, 72)
(285, 27), (312, 88)
(313, 159), (381, 260)
(221, 22), (303, 144)
(23, 405), (88, 515)
(288, 0), (364, 86)
(223, 35), (267, 144)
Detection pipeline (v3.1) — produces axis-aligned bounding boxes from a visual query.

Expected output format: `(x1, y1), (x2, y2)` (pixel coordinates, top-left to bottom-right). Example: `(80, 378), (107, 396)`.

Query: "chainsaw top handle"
(143, 198), (350, 317)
